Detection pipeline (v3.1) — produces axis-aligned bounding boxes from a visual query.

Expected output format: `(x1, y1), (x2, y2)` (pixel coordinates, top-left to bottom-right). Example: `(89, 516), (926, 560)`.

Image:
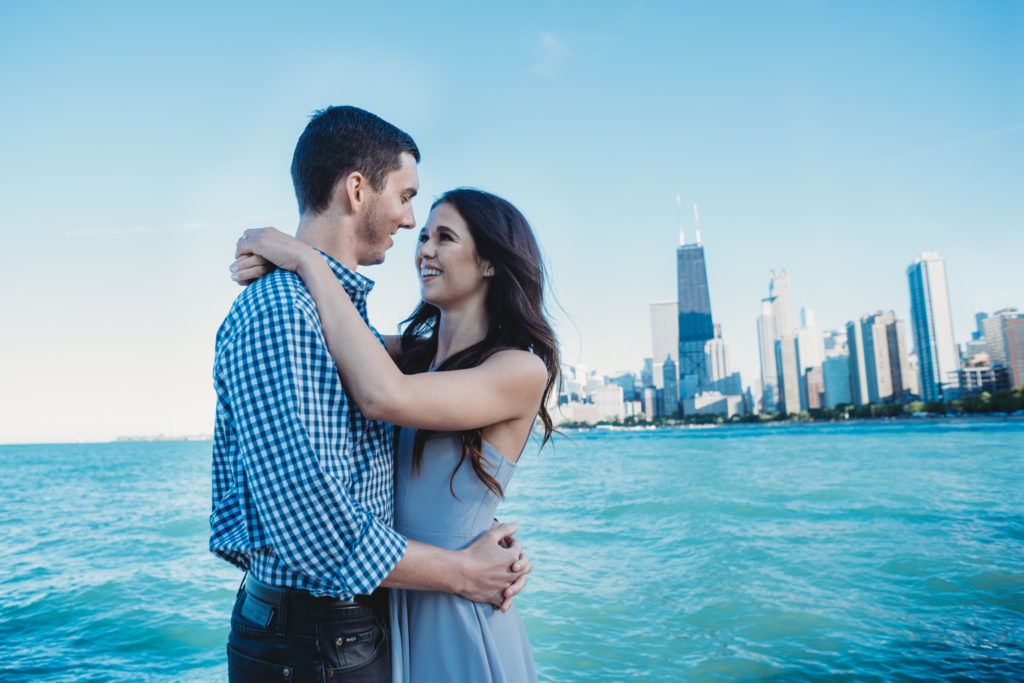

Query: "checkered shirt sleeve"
(210, 266), (406, 598)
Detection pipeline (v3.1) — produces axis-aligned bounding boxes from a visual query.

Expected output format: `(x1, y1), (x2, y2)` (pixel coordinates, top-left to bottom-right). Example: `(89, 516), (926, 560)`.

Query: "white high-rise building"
(769, 270), (795, 338)
(796, 306), (824, 372)
(907, 252), (960, 401)
(593, 385), (625, 422)
(906, 354), (920, 397)
(757, 298), (779, 412)
(982, 307), (1020, 367)
(705, 338), (729, 383)
(650, 300), (679, 370)
(775, 334), (804, 415)
(705, 324), (730, 383)
(860, 311), (913, 403)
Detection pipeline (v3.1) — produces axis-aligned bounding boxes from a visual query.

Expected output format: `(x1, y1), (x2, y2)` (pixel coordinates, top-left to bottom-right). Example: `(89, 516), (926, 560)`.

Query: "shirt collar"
(314, 248), (375, 297)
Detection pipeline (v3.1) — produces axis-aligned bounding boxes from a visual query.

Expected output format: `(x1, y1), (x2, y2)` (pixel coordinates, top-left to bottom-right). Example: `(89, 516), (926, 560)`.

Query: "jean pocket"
(231, 592), (276, 636)
(328, 623), (387, 673)
(226, 644), (294, 682)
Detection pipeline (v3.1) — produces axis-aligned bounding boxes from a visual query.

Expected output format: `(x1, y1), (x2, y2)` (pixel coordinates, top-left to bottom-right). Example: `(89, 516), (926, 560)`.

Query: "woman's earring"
(484, 267), (494, 278)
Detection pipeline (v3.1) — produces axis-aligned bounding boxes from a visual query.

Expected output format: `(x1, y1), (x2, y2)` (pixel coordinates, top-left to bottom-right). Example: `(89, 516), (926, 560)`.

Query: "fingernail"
(231, 273), (239, 281)
(229, 264), (238, 272)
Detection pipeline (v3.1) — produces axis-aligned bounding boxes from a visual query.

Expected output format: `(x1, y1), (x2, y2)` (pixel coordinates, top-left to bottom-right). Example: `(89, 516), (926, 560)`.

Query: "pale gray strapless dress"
(389, 427), (537, 683)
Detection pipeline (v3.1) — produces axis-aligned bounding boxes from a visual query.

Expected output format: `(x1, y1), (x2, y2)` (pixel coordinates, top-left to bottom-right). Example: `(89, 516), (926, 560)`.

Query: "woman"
(232, 188), (558, 682)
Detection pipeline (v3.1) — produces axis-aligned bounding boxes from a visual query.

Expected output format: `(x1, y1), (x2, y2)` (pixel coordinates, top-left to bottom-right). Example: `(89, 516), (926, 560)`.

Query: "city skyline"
(557, 243), (1020, 425)
(1, 2), (1021, 443)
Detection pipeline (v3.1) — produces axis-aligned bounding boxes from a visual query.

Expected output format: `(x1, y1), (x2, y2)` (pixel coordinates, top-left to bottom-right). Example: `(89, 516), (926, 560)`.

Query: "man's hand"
(457, 523), (531, 611)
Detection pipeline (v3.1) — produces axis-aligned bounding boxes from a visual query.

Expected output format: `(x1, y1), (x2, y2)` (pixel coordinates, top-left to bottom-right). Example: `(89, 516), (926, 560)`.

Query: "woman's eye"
(418, 233), (428, 242)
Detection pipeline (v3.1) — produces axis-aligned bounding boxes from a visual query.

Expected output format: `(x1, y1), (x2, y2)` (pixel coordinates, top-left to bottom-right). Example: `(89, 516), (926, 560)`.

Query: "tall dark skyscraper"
(677, 240), (714, 392)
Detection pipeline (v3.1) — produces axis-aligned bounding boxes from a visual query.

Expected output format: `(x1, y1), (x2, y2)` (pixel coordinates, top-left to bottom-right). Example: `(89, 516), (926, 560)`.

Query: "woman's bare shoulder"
(482, 349), (548, 384)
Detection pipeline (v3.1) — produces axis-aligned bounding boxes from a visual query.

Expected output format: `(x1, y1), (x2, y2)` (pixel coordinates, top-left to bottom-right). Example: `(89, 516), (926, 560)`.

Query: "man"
(211, 106), (528, 681)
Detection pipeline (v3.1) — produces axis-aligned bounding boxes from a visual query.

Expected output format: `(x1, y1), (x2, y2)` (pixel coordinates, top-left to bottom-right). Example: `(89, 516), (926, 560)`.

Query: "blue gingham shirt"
(210, 250), (406, 598)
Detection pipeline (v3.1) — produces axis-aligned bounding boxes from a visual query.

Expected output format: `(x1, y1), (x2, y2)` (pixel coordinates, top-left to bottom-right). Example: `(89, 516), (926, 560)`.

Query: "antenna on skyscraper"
(676, 194), (685, 245)
(693, 203), (702, 244)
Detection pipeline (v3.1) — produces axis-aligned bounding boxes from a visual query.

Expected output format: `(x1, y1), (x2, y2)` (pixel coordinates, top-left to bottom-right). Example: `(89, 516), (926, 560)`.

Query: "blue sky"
(1, 1), (1021, 443)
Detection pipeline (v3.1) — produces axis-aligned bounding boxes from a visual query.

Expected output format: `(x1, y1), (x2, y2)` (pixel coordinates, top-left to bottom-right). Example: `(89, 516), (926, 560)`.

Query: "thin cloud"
(921, 121), (1024, 156)
(67, 225), (153, 236)
(69, 219), (205, 236)
(886, 122), (1024, 163)
(533, 32), (568, 77)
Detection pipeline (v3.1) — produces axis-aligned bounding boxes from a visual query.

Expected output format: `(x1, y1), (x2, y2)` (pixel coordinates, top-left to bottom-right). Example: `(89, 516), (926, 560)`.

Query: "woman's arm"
(234, 228), (547, 432)
(228, 244), (404, 361)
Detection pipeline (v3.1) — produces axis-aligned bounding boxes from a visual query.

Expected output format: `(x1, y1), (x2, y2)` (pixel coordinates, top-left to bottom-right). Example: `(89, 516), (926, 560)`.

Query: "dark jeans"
(227, 575), (391, 682)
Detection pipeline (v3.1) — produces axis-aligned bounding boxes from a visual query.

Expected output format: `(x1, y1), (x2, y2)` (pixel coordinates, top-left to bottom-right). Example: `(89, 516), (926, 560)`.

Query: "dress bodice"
(393, 427), (516, 550)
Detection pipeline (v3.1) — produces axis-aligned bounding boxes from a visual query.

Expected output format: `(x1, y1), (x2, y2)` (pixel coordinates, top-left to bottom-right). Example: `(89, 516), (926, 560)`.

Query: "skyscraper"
(796, 307), (824, 372)
(705, 324), (729, 383)
(769, 270), (795, 338)
(822, 350), (852, 408)
(907, 252), (960, 401)
(756, 270), (797, 414)
(661, 356), (679, 417)
(775, 334), (804, 415)
(846, 319), (870, 406)
(805, 367), (825, 409)
(982, 307), (1020, 367)
(650, 301), (679, 369)
(756, 298), (779, 412)
(677, 238), (714, 395)
(973, 312), (989, 341)
(982, 308), (1024, 388)
(1006, 318), (1024, 388)
(860, 311), (912, 403)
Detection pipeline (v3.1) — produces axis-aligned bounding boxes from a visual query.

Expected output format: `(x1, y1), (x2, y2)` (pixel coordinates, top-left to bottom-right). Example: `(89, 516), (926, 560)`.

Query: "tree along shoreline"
(557, 387), (1024, 429)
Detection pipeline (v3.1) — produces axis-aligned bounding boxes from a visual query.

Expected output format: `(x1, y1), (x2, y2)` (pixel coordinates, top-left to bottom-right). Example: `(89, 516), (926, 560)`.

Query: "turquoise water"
(2, 420), (1022, 681)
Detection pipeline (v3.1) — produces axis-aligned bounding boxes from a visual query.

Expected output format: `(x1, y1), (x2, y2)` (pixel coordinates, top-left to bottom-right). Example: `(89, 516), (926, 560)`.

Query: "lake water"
(1, 419), (1022, 681)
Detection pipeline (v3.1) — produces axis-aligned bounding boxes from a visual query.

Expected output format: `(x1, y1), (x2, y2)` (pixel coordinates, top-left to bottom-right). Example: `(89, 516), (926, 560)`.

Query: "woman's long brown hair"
(395, 188), (560, 497)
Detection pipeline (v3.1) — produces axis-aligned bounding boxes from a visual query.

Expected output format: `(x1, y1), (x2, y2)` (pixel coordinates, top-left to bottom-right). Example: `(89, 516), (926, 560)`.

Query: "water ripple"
(2, 421), (1023, 680)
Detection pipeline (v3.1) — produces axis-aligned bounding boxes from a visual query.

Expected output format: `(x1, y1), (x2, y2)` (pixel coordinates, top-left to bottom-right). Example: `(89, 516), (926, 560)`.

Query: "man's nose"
(400, 207), (416, 229)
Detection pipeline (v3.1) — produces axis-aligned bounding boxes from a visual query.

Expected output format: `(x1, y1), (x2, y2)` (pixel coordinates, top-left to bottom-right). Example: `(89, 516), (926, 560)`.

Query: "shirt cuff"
(333, 518), (407, 597)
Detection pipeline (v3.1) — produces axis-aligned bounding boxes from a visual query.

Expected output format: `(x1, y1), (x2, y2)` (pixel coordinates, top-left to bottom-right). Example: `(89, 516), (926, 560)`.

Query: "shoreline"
(4, 412), (1022, 447)
(556, 412), (1024, 433)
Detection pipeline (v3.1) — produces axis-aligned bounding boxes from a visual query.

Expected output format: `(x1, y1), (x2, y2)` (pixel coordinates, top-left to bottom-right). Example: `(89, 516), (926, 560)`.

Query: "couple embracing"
(209, 105), (559, 682)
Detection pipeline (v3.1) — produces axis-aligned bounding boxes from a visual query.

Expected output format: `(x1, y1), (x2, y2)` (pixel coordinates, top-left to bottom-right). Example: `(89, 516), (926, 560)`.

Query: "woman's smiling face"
(415, 202), (491, 309)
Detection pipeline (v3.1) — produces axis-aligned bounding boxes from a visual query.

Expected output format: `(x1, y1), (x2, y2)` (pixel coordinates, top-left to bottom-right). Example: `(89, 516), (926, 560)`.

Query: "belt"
(241, 574), (377, 612)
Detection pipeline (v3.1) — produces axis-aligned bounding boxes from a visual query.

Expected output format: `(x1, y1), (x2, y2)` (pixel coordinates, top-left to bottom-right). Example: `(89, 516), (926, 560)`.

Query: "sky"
(1, 1), (1021, 444)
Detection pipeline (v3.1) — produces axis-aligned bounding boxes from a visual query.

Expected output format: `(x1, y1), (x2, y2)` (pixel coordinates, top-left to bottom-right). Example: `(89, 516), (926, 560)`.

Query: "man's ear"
(334, 171), (366, 214)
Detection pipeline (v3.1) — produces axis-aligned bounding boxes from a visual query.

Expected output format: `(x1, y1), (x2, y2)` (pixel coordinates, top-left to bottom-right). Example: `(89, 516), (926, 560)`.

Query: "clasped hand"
(231, 227), (308, 285)
(464, 522), (531, 612)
